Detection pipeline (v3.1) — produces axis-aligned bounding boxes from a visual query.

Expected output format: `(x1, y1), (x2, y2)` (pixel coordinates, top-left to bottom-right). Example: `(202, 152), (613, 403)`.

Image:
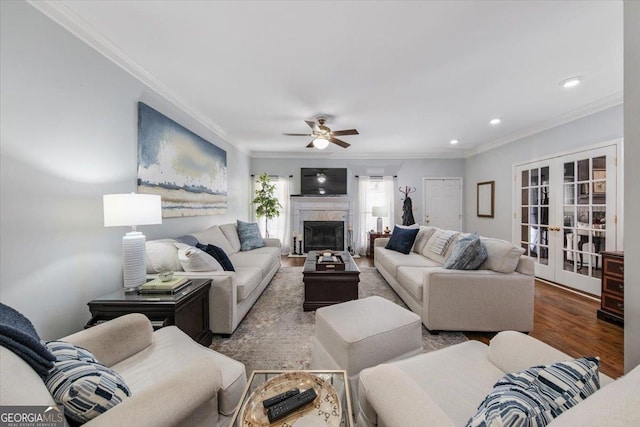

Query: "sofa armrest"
(63, 313), (153, 367)
(263, 238), (281, 248)
(488, 331), (614, 384)
(359, 364), (455, 427)
(85, 356), (221, 427)
(374, 238), (389, 247)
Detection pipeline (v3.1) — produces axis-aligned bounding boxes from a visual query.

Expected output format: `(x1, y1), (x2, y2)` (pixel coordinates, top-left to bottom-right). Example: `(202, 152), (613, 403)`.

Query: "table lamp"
(372, 206), (386, 233)
(103, 193), (162, 290)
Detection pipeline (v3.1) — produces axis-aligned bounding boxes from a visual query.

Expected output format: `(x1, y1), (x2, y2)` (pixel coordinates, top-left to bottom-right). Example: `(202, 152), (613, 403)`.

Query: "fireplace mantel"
(290, 196), (355, 252)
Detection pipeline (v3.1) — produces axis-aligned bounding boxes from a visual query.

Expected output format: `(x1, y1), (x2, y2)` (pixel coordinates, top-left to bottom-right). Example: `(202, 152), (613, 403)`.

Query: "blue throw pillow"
(237, 220), (265, 251)
(443, 232), (487, 270)
(175, 234), (199, 247)
(197, 244), (235, 271)
(385, 226), (420, 254)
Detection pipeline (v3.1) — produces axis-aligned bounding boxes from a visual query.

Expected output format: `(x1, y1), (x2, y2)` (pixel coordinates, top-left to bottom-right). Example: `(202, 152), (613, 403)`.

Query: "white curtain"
(356, 176), (395, 255)
(251, 175), (291, 254)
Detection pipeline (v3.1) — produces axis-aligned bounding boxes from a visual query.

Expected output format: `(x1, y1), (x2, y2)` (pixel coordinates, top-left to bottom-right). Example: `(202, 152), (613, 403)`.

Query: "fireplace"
(304, 221), (345, 252)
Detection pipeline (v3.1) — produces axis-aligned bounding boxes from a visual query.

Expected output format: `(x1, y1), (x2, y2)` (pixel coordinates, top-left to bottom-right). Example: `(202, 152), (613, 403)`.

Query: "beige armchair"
(0, 313), (246, 427)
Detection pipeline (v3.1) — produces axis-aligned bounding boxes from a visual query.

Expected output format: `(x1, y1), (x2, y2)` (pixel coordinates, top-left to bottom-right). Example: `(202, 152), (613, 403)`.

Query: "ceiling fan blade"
(329, 136), (350, 148)
(305, 120), (316, 130)
(283, 133), (313, 136)
(331, 129), (359, 136)
(306, 141), (315, 148)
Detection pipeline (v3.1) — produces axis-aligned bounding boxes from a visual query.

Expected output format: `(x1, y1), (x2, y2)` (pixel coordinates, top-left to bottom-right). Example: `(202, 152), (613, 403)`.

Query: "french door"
(515, 145), (617, 295)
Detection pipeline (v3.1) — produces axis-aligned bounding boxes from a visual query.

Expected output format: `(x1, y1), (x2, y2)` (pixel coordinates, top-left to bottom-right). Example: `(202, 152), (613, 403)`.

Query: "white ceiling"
(33, 1), (623, 158)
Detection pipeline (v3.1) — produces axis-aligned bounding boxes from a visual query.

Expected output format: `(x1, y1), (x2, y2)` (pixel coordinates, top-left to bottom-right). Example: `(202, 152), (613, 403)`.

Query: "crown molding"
(26, 1), (246, 154)
(249, 149), (469, 160)
(466, 92), (623, 158)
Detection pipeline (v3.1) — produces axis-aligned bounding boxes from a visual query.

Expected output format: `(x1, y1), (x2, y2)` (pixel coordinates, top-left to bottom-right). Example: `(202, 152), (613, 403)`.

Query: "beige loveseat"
(145, 222), (281, 335)
(374, 227), (535, 332)
(357, 331), (640, 427)
(0, 313), (246, 426)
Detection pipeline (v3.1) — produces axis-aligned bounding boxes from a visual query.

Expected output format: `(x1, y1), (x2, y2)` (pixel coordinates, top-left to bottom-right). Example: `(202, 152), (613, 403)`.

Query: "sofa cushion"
(220, 223), (242, 253)
(44, 345), (131, 424)
(376, 248), (438, 277)
(233, 267), (263, 301)
(413, 226), (438, 254)
(396, 266), (428, 301)
(176, 244), (223, 272)
(198, 244), (235, 271)
(236, 220), (265, 251)
(480, 237), (526, 274)
(423, 230), (460, 264)
(191, 226), (235, 256)
(444, 233), (487, 270)
(145, 239), (182, 273)
(230, 252), (277, 276)
(385, 226), (420, 254)
(466, 357), (601, 427)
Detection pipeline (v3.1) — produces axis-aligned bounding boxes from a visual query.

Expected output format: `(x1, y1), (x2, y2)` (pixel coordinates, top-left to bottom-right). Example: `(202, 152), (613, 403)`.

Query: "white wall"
(0, 1), (250, 339)
(251, 157), (465, 230)
(624, 0), (640, 373)
(465, 105), (623, 241)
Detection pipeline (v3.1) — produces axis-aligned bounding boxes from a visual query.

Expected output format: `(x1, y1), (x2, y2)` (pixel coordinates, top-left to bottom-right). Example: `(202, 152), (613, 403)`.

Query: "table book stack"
(139, 277), (190, 294)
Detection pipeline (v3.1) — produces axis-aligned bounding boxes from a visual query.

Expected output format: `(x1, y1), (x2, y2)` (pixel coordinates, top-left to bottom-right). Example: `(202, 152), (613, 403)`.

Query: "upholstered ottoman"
(310, 296), (423, 408)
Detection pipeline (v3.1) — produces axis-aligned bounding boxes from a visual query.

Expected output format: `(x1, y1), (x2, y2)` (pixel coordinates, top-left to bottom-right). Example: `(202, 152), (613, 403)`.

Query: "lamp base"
(376, 217), (383, 233)
(122, 231), (147, 289)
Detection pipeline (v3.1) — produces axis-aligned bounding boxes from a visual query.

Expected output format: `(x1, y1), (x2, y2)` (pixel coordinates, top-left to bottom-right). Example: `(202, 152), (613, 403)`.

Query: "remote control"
(262, 388), (300, 408)
(266, 388), (317, 423)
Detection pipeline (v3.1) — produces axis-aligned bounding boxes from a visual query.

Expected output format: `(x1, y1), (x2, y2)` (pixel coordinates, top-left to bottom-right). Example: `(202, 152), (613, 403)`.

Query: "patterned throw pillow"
(237, 220), (265, 251)
(428, 229), (458, 256)
(466, 357), (601, 427)
(385, 226), (420, 254)
(44, 342), (131, 424)
(443, 232), (487, 270)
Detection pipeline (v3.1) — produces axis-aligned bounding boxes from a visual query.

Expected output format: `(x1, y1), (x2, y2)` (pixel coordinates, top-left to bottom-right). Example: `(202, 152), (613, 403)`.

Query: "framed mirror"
(477, 181), (495, 218)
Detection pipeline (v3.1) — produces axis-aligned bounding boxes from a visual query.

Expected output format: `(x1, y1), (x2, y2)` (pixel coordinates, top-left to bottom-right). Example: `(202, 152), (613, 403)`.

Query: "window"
(251, 175), (291, 254)
(357, 176), (394, 254)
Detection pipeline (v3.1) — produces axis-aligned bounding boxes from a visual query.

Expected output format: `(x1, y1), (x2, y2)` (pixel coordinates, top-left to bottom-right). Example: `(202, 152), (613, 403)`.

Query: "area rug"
(210, 266), (467, 374)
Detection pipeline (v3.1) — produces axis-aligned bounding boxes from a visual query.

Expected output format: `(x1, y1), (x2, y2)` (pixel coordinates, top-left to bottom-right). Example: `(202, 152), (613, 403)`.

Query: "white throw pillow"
(422, 229), (460, 264)
(145, 239), (181, 273)
(412, 226), (438, 254)
(175, 244), (223, 272)
(480, 237), (526, 273)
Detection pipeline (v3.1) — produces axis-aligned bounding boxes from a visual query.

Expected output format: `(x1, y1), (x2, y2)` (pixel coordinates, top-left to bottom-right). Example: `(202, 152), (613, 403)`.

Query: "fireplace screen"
(304, 221), (345, 252)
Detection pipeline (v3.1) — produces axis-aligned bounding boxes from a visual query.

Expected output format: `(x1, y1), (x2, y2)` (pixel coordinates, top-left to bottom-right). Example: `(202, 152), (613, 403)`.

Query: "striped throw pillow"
(466, 357), (601, 427)
(44, 342), (131, 424)
(428, 229), (458, 256)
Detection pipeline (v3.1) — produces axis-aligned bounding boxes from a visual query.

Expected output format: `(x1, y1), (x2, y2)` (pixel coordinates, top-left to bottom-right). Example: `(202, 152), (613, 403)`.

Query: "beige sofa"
(357, 331), (640, 427)
(145, 222), (281, 335)
(0, 313), (246, 427)
(374, 227), (535, 333)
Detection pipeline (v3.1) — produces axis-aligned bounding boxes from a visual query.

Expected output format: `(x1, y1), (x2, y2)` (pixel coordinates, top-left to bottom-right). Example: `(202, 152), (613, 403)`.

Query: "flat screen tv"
(300, 168), (347, 195)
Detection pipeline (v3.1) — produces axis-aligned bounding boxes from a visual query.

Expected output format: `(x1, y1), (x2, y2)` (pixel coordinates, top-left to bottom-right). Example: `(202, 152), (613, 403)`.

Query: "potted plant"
(252, 173), (282, 238)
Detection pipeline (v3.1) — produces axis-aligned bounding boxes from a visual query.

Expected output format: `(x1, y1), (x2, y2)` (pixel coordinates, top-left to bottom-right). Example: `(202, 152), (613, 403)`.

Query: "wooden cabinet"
(86, 279), (213, 345)
(368, 232), (391, 259)
(597, 251), (624, 325)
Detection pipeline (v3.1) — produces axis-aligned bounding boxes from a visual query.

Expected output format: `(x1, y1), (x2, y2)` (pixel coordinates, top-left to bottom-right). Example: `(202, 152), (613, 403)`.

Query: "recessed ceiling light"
(450, 139), (459, 145)
(489, 118), (501, 125)
(560, 76), (583, 88)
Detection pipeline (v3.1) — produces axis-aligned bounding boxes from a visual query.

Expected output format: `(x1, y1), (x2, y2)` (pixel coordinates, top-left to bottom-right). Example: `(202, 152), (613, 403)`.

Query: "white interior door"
(423, 178), (462, 230)
(515, 145), (617, 295)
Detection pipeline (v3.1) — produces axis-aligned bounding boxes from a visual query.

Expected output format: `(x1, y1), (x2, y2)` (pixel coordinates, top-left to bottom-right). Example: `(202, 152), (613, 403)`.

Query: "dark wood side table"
(368, 232), (391, 259)
(86, 278), (213, 346)
(597, 251), (624, 325)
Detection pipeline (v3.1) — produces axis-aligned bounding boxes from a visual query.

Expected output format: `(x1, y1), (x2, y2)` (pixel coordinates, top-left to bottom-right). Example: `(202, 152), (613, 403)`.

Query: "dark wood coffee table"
(302, 251), (360, 311)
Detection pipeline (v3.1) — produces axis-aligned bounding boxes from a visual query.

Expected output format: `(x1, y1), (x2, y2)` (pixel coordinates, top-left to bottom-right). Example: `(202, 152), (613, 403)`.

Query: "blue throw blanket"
(0, 303), (55, 377)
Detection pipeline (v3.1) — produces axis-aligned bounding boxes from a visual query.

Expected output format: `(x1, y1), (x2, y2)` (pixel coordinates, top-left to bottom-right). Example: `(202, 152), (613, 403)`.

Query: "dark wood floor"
(283, 255), (624, 378)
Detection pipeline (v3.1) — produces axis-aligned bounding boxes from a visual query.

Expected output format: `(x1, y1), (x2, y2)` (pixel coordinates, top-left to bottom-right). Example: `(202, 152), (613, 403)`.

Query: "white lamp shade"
(103, 193), (162, 227)
(372, 206), (386, 218)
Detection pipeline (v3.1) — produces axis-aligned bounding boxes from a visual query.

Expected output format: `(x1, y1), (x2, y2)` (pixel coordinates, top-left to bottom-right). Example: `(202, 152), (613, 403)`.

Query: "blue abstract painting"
(137, 102), (227, 217)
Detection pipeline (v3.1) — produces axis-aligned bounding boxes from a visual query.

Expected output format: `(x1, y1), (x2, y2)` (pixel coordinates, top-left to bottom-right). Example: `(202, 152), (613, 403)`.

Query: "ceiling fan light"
(313, 137), (329, 150)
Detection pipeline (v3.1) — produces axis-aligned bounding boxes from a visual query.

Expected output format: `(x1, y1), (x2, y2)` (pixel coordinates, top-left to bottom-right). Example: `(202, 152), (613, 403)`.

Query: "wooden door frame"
(422, 177), (463, 230)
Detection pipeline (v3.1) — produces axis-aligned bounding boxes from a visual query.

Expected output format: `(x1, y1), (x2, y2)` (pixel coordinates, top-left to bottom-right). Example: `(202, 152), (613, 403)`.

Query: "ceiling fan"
(283, 117), (359, 149)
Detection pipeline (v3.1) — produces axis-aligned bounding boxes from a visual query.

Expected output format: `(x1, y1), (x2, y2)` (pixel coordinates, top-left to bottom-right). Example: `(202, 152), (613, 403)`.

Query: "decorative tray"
(315, 252), (345, 271)
(239, 372), (341, 426)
